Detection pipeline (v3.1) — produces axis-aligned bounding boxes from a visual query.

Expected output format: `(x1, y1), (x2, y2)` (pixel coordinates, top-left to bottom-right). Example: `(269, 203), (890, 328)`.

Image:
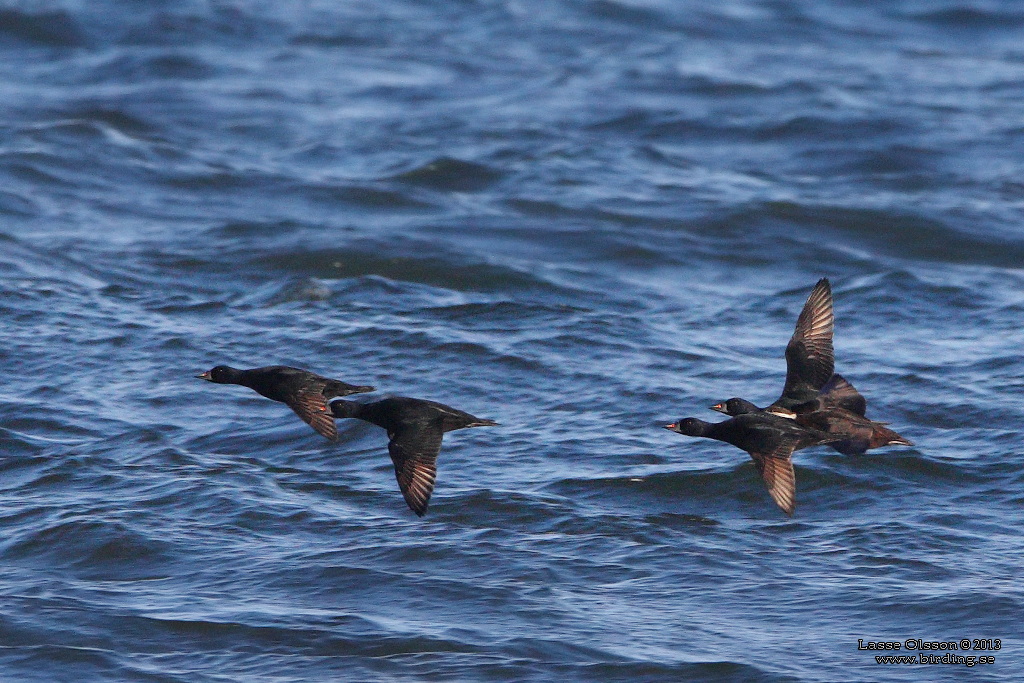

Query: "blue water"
(0, 1), (1021, 681)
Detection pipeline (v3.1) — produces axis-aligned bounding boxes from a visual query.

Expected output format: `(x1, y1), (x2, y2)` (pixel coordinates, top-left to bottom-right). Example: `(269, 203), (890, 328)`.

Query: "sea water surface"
(0, 1), (1021, 681)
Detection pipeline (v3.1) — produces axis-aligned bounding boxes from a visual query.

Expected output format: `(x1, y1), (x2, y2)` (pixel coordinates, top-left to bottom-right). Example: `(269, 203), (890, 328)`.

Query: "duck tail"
(871, 424), (914, 449)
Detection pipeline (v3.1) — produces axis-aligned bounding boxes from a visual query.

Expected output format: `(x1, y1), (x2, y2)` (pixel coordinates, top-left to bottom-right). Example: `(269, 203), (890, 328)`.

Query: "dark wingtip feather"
(310, 416), (340, 441)
(288, 391), (341, 441)
(782, 277), (836, 394)
(754, 444), (798, 516)
(769, 479), (796, 516)
(803, 280), (834, 328)
(770, 484), (796, 516)
(400, 476), (434, 517)
(389, 437), (439, 518)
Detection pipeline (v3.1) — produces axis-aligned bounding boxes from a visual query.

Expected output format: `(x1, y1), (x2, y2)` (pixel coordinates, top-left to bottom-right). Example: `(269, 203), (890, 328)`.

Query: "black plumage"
(197, 365), (374, 440)
(330, 397), (497, 516)
(708, 279), (835, 415)
(712, 374), (912, 455)
(664, 413), (839, 515)
(789, 400), (913, 455)
(710, 397), (763, 417)
(770, 277), (835, 412)
(788, 373), (867, 417)
(711, 374), (865, 419)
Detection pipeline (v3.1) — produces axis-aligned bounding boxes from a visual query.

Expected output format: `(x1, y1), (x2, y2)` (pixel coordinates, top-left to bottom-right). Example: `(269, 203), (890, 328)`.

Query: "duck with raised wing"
(712, 373), (867, 419)
(716, 278), (835, 415)
(713, 375), (912, 455)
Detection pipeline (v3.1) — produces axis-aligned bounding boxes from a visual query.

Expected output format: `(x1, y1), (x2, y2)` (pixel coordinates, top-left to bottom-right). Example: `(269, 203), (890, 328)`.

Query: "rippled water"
(1, 1), (1022, 681)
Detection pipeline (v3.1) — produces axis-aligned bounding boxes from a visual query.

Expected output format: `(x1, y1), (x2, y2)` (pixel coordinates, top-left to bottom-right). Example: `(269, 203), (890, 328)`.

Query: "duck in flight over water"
(710, 279), (913, 455)
(197, 365), (374, 441)
(664, 413), (840, 515)
(735, 278), (836, 414)
(331, 397), (498, 516)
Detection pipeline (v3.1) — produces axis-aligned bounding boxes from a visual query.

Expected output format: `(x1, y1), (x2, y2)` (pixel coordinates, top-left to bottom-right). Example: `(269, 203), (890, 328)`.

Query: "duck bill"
(196, 371), (213, 381)
(663, 422), (678, 431)
(710, 402), (728, 414)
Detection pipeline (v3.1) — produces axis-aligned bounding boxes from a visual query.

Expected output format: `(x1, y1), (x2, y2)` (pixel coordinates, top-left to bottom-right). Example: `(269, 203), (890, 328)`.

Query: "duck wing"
(286, 388), (339, 441)
(388, 424), (444, 517)
(818, 373), (867, 416)
(779, 278), (834, 404)
(749, 440), (798, 516)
